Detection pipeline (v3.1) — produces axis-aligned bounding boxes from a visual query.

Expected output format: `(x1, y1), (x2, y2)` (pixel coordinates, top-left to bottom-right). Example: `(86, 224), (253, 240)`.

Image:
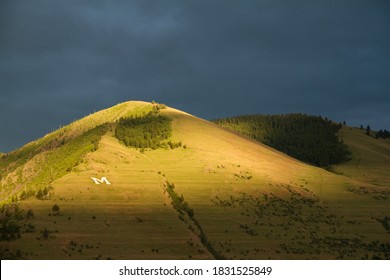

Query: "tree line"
(213, 114), (351, 167)
(376, 129), (390, 139)
(359, 125), (389, 139)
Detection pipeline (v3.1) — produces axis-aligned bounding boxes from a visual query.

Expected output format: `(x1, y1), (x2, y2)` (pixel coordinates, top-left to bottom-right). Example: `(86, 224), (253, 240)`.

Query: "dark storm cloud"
(1, 0), (389, 151)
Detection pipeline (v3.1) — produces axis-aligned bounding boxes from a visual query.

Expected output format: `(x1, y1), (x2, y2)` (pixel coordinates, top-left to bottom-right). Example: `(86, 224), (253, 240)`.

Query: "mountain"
(1, 101), (389, 260)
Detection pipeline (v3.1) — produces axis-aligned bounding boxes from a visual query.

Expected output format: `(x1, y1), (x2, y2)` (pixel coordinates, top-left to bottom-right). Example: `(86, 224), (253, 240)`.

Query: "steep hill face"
(1, 101), (389, 260)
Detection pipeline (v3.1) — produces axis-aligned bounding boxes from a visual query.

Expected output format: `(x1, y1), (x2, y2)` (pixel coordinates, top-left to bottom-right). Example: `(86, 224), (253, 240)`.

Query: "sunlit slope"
(164, 108), (328, 185)
(1, 102), (389, 259)
(0, 101), (153, 202)
(335, 126), (390, 187)
(148, 108), (390, 259)
(11, 131), (210, 259)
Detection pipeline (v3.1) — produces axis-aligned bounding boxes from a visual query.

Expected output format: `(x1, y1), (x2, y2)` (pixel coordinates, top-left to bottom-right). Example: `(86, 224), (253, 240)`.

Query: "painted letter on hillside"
(91, 177), (111, 185)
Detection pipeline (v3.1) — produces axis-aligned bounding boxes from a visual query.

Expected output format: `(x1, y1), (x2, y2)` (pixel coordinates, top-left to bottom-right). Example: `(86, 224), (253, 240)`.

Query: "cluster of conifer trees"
(376, 129), (390, 139)
(0, 204), (33, 241)
(115, 112), (173, 149)
(214, 114), (351, 167)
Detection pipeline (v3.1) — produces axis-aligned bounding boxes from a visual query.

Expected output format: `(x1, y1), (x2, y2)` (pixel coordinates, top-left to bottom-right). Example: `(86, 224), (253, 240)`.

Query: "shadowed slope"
(335, 126), (390, 187)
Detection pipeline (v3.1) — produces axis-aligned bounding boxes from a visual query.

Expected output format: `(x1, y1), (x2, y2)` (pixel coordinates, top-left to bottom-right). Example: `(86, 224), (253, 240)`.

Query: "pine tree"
(366, 125), (371, 136)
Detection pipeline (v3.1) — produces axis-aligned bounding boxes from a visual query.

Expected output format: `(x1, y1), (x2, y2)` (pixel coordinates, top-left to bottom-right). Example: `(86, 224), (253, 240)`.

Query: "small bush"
(52, 204), (61, 216)
(36, 186), (53, 200)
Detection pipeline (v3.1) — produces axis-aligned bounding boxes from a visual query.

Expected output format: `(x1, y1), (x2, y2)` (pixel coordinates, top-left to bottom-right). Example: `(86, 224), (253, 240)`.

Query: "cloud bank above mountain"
(1, 0), (389, 151)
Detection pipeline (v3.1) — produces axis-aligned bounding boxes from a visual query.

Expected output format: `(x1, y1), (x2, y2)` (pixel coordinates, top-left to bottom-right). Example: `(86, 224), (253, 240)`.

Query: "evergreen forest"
(213, 114), (351, 167)
(115, 111), (181, 150)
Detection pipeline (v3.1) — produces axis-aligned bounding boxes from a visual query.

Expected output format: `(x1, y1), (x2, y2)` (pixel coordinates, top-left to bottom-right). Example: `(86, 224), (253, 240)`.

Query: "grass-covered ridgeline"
(213, 114), (351, 167)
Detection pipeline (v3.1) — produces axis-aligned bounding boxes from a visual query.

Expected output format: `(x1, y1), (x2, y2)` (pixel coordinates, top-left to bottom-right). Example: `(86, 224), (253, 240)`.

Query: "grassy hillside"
(0, 101), (153, 204)
(1, 101), (389, 259)
(334, 126), (390, 188)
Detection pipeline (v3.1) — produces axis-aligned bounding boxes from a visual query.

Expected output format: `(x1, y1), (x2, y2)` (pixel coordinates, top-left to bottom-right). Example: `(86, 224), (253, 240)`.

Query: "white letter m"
(91, 177), (111, 185)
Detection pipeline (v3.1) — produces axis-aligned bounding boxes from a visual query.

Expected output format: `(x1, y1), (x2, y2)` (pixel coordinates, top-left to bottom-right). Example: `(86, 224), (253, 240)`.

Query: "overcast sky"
(1, 0), (389, 152)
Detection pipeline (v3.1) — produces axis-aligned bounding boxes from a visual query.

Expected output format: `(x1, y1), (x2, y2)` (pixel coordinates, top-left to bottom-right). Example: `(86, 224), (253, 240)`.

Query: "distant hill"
(1, 101), (389, 260)
(334, 126), (390, 188)
(213, 114), (351, 167)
